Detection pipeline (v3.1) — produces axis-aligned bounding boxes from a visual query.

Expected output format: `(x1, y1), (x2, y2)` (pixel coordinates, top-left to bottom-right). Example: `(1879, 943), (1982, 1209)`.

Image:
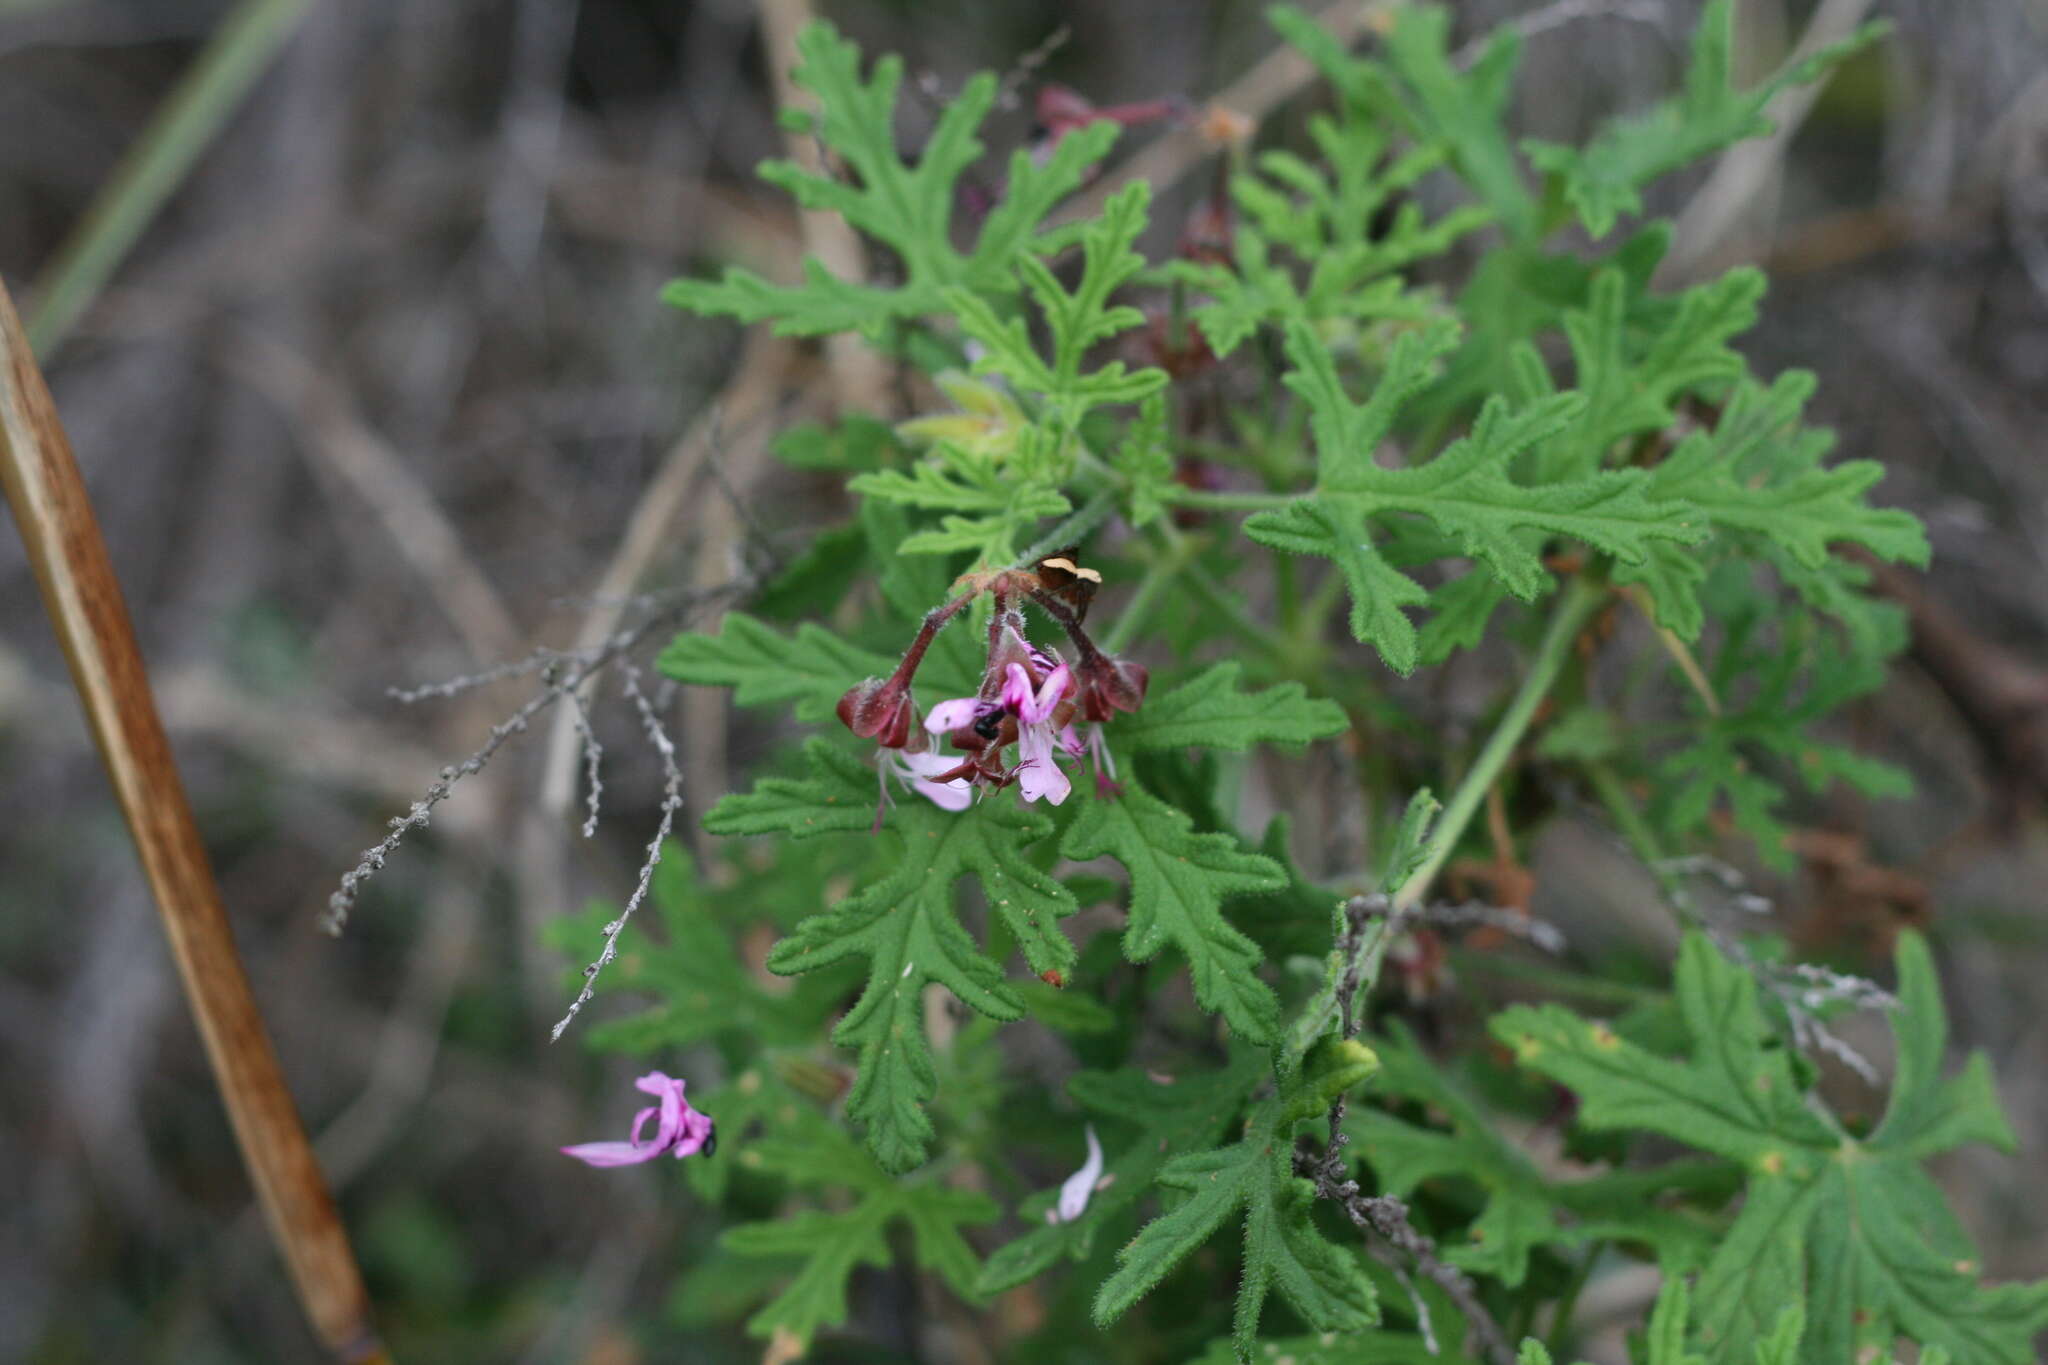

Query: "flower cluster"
(836, 557), (1148, 816)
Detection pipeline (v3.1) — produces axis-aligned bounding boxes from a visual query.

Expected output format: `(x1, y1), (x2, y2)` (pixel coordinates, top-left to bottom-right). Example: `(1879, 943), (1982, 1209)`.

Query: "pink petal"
(915, 775), (974, 811)
(636, 1072), (688, 1150)
(560, 1140), (663, 1168)
(901, 750), (962, 778)
(1031, 665), (1073, 724)
(900, 749), (973, 810)
(925, 697), (982, 733)
(567, 1071), (717, 1168)
(1058, 725), (1085, 758)
(1016, 726), (1071, 805)
(670, 1109), (715, 1158)
(1002, 663), (1035, 714)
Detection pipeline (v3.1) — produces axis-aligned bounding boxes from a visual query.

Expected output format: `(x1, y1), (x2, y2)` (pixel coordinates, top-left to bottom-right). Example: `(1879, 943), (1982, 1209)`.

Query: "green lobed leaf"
(706, 740), (1076, 1170)
(1492, 931), (2048, 1363)
(658, 612), (893, 724)
(664, 21), (1118, 336)
(1244, 499), (1427, 674)
(1650, 593), (1910, 865)
(978, 1056), (1266, 1297)
(1092, 1118), (1378, 1358)
(556, 846), (856, 1060)
(1259, 321), (1704, 651)
(1111, 662), (1348, 753)
(1539, 267), (1761, 484)
(1062, 781), (1285, 1044)
(1525, 2), (1888, 238)
(1113, 391), (1175, 527)
(1347, 1025), (1729, 1286)
(1621, 371), (1929, 636)
(720, 1120), (997, 1345)
(1162, 101), (1487, 353)
(1367, 6), (1538, 241)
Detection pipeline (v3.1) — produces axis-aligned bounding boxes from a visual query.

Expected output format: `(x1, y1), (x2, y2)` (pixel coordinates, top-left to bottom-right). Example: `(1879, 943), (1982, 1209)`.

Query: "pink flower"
(884, 746), (973, 812)
(1002, 661), (1069, 725)
(561, 1071), (716, 1167)
(1004, 662), (1075, 805)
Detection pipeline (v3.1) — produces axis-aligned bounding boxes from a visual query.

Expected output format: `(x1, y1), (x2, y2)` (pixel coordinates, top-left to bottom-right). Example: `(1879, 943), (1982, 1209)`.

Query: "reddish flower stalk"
(1027, 586), (1149, 722)
(836, 588), (977, 748)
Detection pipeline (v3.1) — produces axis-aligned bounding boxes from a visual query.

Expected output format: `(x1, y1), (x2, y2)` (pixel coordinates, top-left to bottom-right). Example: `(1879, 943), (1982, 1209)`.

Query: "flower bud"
(836, 678), (915, 748)
(1076, 652), (1148, 722)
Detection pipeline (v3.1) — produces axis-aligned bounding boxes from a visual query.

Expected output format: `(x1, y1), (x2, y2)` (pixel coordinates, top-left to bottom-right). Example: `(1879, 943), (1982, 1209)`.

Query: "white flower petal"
(1055, 1124), (1105, 1222)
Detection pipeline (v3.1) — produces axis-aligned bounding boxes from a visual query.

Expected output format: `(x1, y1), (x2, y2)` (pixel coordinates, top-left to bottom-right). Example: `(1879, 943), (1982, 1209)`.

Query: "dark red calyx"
(1076, 652), (1148, 723)
(836, 678), (916, 748)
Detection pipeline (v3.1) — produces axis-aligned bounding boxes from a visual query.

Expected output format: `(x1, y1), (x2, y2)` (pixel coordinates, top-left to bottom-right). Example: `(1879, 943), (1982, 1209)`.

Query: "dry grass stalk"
(0, 279), (389, 1360)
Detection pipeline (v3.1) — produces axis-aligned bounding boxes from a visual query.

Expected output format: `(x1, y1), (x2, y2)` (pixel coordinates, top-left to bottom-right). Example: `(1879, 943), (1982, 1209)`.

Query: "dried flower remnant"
(561, 1071), (717, 1168)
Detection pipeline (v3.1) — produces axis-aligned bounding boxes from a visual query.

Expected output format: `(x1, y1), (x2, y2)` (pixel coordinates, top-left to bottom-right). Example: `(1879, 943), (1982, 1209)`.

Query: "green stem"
(1285, 574), (1608, 1063)
(1545, 1240), (1604, 1358)
(1393, 573), (1606, 911)
(1101, 528), (1199, 653)
(1165, 486), (1301, 511)
(27, 0), (310, 357)
(1585, 759), (1667, 871)
(1181, 554), (1291, 657)
(1012, 485), (1118, 569)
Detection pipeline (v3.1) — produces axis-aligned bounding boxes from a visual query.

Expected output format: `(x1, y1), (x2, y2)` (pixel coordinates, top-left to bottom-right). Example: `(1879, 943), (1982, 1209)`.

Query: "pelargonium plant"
(533, 6), (2048, 1363)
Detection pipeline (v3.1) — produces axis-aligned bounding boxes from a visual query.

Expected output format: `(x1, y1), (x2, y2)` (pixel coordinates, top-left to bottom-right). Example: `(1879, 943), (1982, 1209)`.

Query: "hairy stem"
(1393, 573), (1606, 911)
(1012, 485), (1119, 569)
(1100, 528), (1200, 653)
(1164, 485), (1300, 511)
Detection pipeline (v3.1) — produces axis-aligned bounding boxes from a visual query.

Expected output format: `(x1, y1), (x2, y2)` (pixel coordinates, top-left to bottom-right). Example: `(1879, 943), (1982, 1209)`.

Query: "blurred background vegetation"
(4, 0), (2047, 1360)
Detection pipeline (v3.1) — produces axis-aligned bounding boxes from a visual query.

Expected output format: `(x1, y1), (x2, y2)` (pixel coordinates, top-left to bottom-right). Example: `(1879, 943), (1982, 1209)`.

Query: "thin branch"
(550, 663), (683, 1041)
(323, 583), (739, 937)
(563, 680), (604, 839)
(1295, 1147), (1518, 1365)
(534, 333), (791, 828)
(386, 649), (578, 704)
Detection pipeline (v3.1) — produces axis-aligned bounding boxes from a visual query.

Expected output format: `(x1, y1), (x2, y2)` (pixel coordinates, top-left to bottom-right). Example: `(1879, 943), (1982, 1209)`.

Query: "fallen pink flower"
(561, 1070), (716, 1167)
